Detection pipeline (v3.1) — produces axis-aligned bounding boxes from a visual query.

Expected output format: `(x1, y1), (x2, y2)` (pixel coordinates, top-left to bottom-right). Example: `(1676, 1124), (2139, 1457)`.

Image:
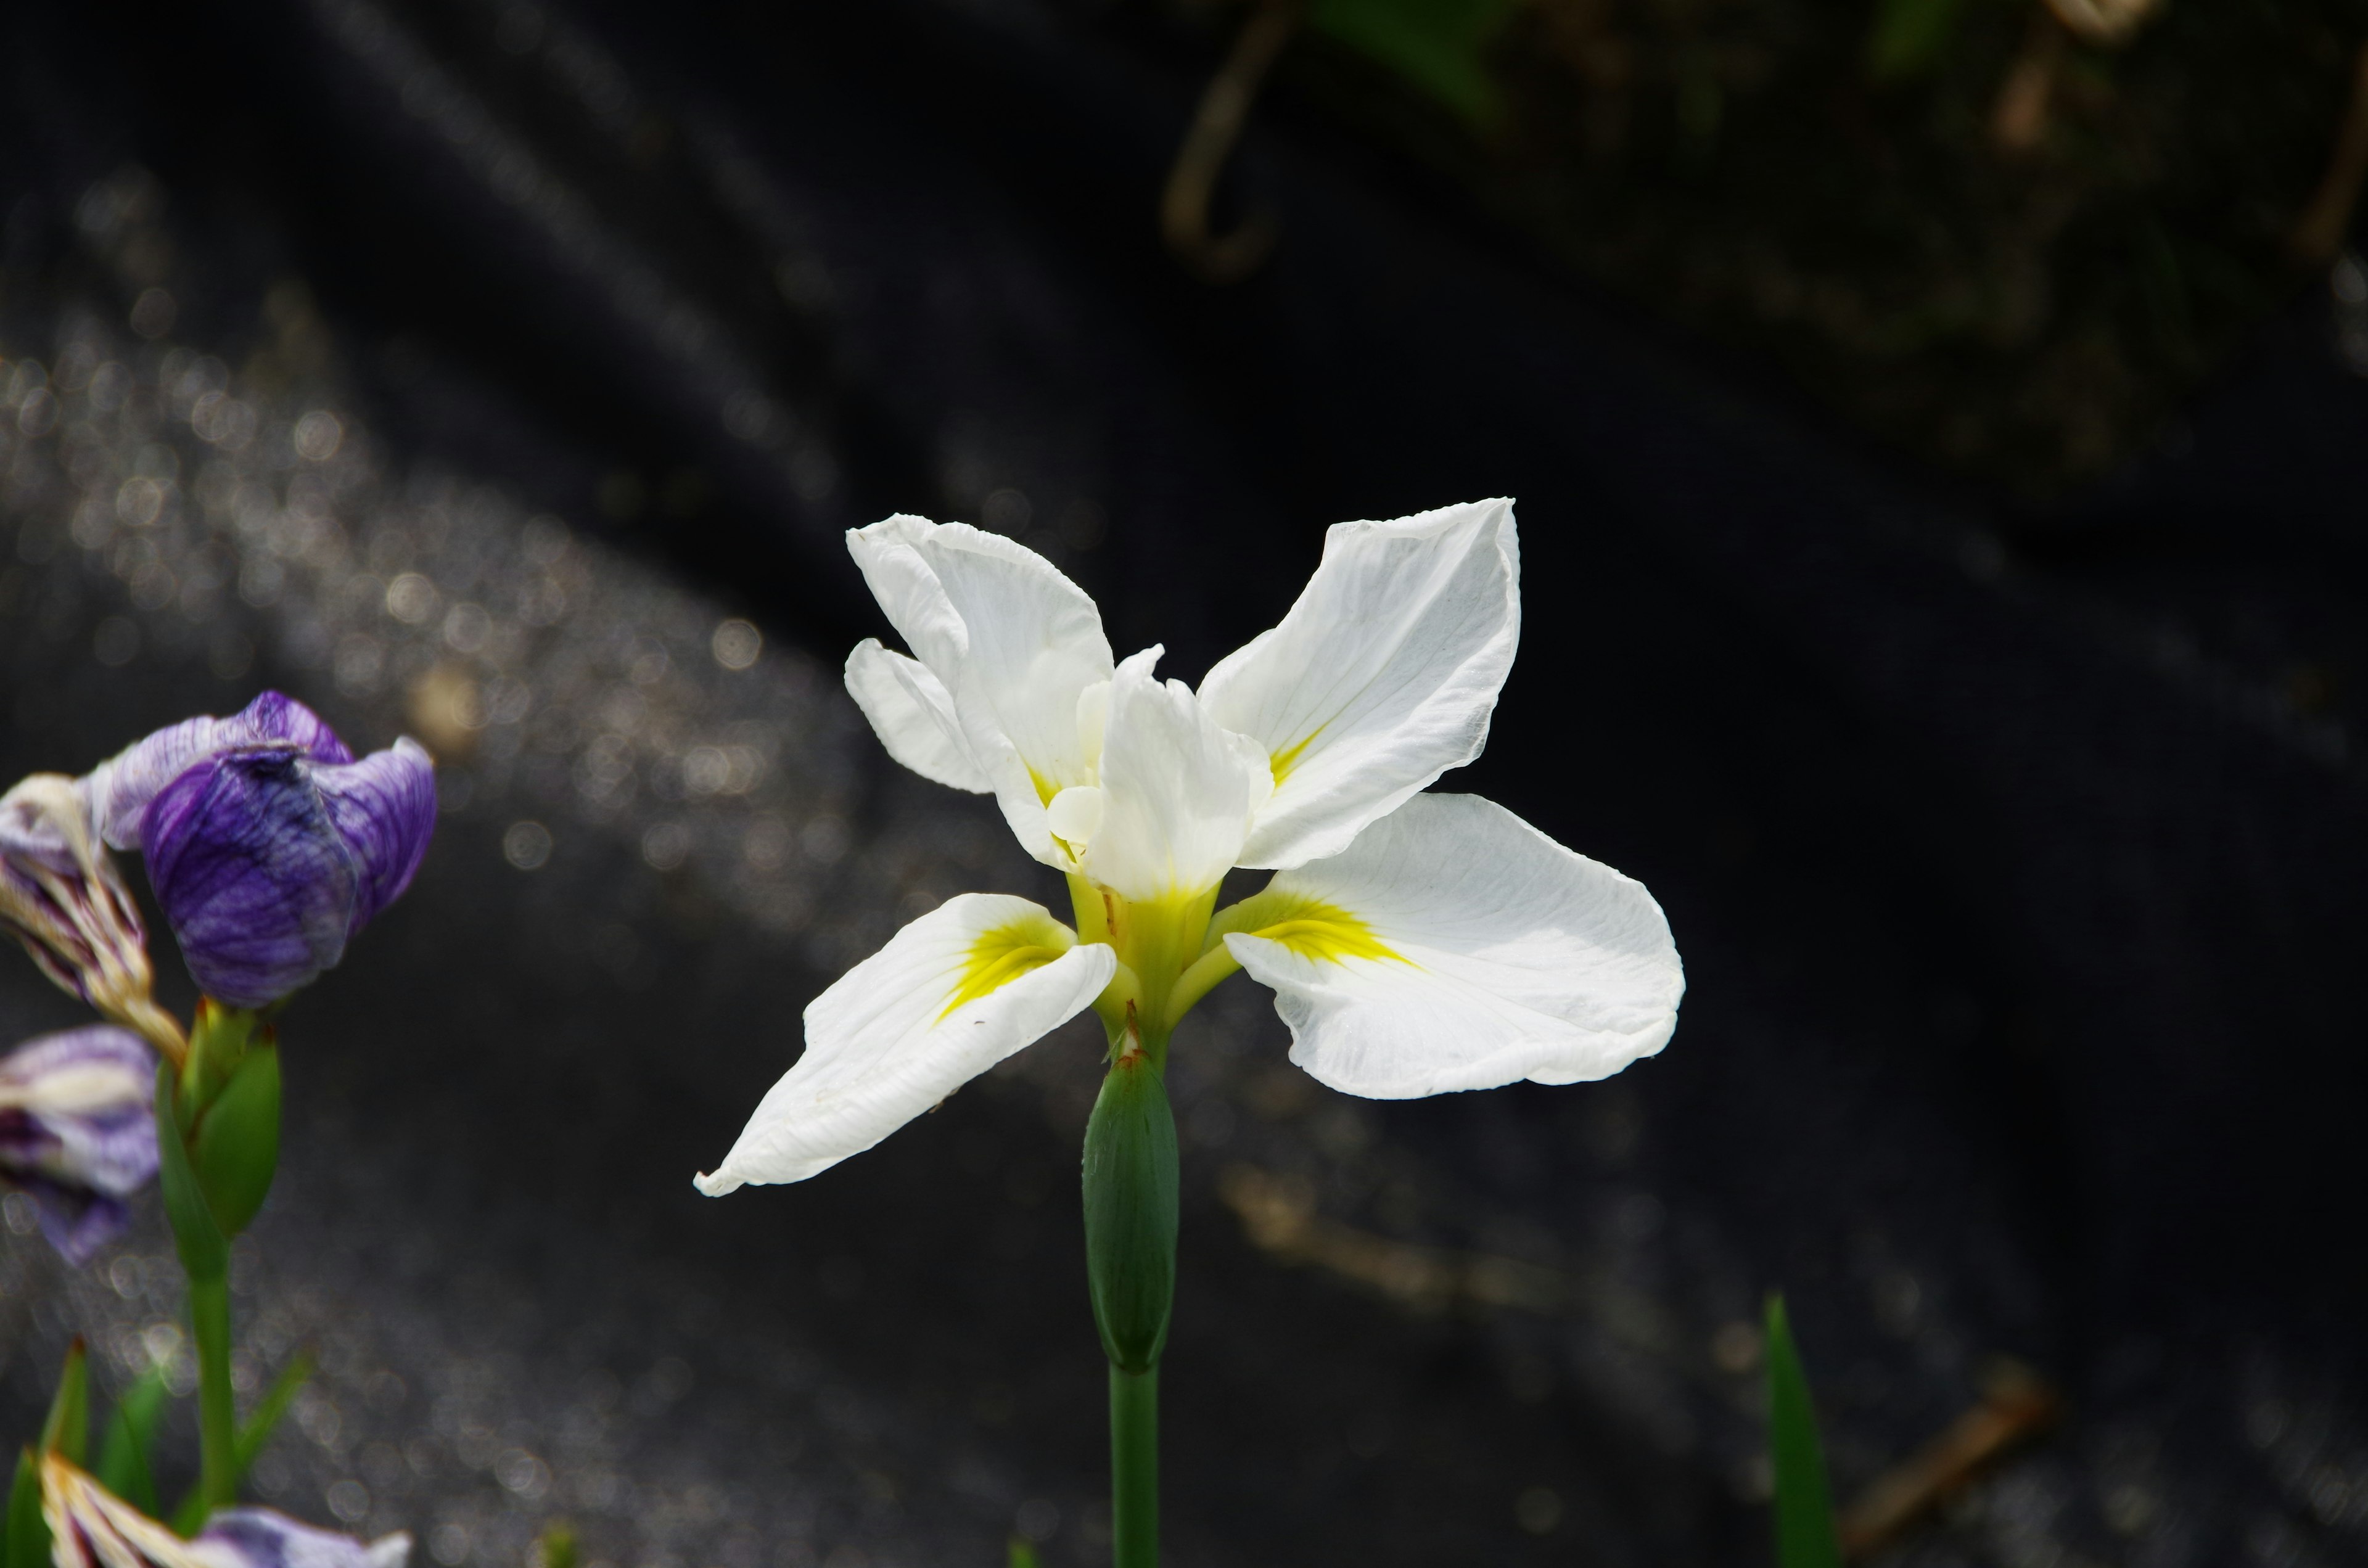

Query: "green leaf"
(170, 1353), (314, 1535)
(5, 1447), (47, 1568)
(1864, 0), (1970, 80)
(94, 1368), (170, 1516)
(1007, 1538), (1043, 1568)
(191, 1044), (281, 1239)
(235, 1354), (310, 1476)
(155, 1063), (228, 1284)
(38, 1341), (89, 1466)
(534, 1524), (578, 1568)
(1306, 0), (1521, 125)
(1081, 1056), (1179, 1374)
(1766, 1294), (1843, 1568)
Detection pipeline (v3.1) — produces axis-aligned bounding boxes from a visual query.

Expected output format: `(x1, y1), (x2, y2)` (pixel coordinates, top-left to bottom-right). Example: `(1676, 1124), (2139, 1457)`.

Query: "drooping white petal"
(1198, 498), (1521, 869)
(1085, 647), (1259, 903)
(695, 894), (1116, 1192)
(843, 639), (992, 793)
(847, 517), (1112, 866)
(1220, 792), (1681, 1099)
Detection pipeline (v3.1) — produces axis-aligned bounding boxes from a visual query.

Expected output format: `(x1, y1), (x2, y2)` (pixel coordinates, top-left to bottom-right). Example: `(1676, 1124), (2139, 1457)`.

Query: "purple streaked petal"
(0, 773), (91, 876)
(44, 1456), (409, 1568)
(145, 751), (355, 1008)
(0, 1025), (158, 1265)
(313, 740), (437, 932)
(25, 1181), (134, 1266)
(195, 1511), (413, 1568)
(91, 692), (353, 851)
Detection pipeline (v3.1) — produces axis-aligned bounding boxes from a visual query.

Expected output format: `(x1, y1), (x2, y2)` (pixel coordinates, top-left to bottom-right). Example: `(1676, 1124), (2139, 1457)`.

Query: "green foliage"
(1765, 1295), (1843, 1568)
(156, 1064), (229, 1283)
(1082, 1056), (1179, 1374)
(38, 1342), (88, 1466)
(1008, 1538), (1043, 1568)
(170, 1354), (313, 1535)
(191, 1045), (282, 1240)
(1864, 0), (1972, 80)
(1306, 0), (1523, 125)
(95, 1368), (171, 1516)
(535, 1523), (580, 1568)
(4, 1448), (45, 1568)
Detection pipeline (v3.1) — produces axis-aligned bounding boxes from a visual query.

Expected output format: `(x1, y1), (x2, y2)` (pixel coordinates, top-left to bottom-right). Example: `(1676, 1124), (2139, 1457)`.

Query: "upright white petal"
(1221, 793), (1680, 1099)
(696, 894), (1116, 1192)
(1086, 648), (1259, 903)
(1199, 498), (1520, 869)
(847, 517), (1112, 865)
(844, 639), (992, 793)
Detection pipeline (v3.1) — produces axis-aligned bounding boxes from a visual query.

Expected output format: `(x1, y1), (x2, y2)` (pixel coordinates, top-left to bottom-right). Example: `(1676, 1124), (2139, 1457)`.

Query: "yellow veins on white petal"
(1215, 888), (1404, 966)
(939, 911), (1080, 1020)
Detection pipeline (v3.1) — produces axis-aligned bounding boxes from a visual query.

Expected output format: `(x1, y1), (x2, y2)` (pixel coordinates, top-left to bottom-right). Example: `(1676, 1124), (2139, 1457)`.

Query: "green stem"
(187, 1271), (236, 1510)
(1109, 1365), (1158, 1568)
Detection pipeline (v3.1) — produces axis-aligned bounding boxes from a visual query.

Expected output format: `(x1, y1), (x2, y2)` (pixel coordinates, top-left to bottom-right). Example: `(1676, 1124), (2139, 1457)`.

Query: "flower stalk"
(154, 1001), (282, 1512)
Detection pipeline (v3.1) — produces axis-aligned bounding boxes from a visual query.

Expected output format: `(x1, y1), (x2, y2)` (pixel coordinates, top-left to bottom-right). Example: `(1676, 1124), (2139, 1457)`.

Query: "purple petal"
(197, 1511), (413, 1568)
(313, 741), (438, 932)
(144, 751), (355, 1008)
(91, 692), (353, 851)
(24, 1181), (134, 1266)
(0, 774), (91, 876)
(0, 1025), (159, 1265)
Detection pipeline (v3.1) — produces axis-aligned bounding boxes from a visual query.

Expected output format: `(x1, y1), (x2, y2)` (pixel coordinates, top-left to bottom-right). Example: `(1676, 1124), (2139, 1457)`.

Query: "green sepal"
(168, 1353), (312, 1536)
(191, 1044), (281, 1240)
(5, 1447), (47, 1568)
(38, 1341), (88, 1465)
(1082, 1056), (1178, 1375)
(94, 1368), (170, 1517)
(1766, 1294), (1843, 1568)
(155, 1064), (228, 1284)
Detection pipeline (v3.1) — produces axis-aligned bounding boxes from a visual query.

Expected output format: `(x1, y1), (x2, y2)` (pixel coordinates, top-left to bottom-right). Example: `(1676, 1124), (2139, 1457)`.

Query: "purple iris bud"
(0, 1026), (160, 1265)
(101, 694), (436, 1009)
(44, 1454), (412, 1568)
(86, 691), (356, 852)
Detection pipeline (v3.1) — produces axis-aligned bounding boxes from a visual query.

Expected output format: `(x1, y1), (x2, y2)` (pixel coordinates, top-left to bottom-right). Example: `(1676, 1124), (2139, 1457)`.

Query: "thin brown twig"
(1160, 1), (1301, 284)
(1838, 1360), (2064, 1559)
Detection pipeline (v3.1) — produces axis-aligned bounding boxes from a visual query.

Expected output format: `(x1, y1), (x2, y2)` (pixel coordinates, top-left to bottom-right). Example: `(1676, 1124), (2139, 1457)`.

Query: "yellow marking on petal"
(1267, 729), (1322, 787)
(1028, 767), (1058, 807)
(940, 916), (1073, 1020)
(1229, 892), (1401, 965)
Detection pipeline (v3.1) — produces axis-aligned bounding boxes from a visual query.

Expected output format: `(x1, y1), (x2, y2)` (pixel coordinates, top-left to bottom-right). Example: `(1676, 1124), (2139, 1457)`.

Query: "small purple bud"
(44, 1455), (412, 1568)
(0, 1026), (160, 1265)
(143, 735), (436, 1008)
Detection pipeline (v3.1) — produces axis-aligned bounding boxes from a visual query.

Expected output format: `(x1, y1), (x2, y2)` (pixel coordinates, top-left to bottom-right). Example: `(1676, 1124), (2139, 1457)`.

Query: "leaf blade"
(1766, 1294), (1843, 1568)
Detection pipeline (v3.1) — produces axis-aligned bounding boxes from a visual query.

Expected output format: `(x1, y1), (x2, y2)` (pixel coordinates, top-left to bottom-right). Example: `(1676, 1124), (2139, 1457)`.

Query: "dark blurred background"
(2, 0), (2366, 1564)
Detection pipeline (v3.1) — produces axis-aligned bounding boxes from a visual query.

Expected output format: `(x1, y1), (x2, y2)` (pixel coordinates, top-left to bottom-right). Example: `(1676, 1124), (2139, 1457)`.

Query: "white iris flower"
(696, 499), (1683, 1195)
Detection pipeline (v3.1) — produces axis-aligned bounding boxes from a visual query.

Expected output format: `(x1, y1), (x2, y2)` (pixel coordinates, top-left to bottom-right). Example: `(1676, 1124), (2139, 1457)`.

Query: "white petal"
(1085, 647), (1259, 903)
(695, 894), (1116, 1192)
(1046, 784), (1104, 845)
(1222, 793), (1681, 1099)
(843, 639), (991, 792)
(847, 516), (1113, 866)
(1198, 498), (1520, 869)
